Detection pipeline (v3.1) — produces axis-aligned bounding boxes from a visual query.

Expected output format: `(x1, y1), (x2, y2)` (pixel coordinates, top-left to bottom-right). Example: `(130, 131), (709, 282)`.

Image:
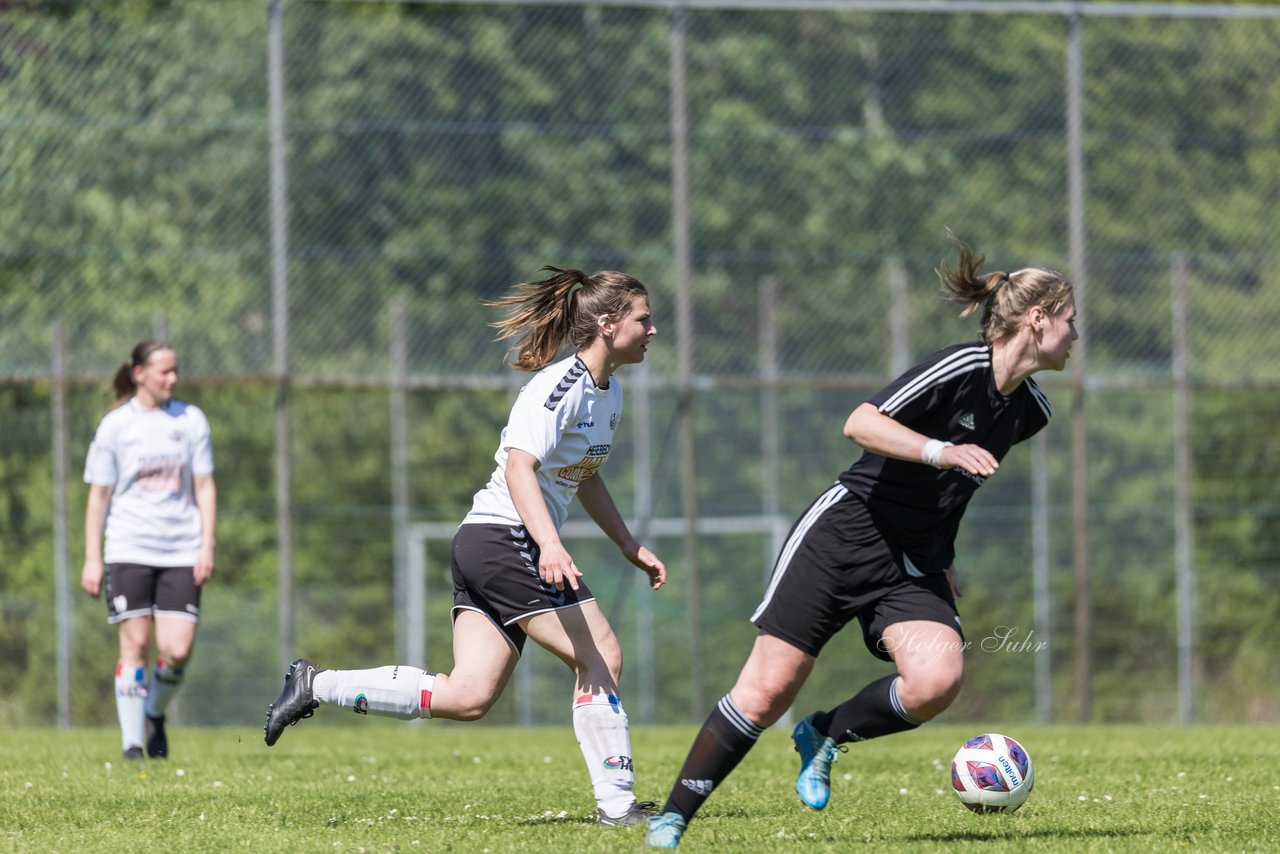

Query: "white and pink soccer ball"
(950, 732), (1034, 813)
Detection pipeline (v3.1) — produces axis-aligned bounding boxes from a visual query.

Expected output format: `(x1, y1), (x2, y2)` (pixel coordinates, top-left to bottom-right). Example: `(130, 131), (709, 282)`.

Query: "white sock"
(572, 693), (635, 818)
(115, 663), (147, 751)
(144, 657), (184, 719)
(312, 666), (435, 720)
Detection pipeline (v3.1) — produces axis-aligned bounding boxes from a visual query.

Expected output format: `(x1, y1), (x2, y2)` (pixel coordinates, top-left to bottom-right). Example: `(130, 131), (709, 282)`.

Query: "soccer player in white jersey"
(82, 340), (217, 762)
(646, 238), (1078, 848)
(265, 267), (667, 826)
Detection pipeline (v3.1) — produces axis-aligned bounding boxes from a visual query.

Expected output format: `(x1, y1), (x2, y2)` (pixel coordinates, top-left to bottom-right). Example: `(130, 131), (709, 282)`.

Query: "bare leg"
(523, 602), (637, 820)
(427, 610), (520, 721)
(115, 616), (152, 754)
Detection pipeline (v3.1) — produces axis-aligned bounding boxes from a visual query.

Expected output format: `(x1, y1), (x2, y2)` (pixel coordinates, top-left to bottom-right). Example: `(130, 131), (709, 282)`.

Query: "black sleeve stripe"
(1026, 377), (1052, 419)
(879, 346), (989, 415)
(543, 357), (588, 411)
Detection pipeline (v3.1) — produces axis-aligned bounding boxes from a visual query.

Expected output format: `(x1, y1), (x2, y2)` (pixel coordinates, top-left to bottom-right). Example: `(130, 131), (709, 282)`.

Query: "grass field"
(3, 722), (1278, 852)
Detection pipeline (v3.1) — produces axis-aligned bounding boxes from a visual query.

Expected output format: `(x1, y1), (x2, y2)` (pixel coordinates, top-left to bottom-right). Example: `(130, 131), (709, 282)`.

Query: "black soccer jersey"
(838, 342), (1051, 575)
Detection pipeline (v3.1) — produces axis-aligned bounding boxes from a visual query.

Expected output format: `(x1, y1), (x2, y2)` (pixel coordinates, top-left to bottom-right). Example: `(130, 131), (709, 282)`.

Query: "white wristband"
(921, 439), (954, 469)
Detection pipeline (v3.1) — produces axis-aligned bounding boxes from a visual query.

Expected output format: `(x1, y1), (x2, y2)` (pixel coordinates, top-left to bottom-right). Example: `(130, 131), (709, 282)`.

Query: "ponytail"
(937, 233), (1072, 344)
(110, 340), (172, 408)
(488, 266), (648, 371)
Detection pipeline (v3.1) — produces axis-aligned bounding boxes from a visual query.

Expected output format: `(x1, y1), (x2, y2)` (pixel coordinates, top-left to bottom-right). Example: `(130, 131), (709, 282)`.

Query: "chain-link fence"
(3, 1), (1279, 732)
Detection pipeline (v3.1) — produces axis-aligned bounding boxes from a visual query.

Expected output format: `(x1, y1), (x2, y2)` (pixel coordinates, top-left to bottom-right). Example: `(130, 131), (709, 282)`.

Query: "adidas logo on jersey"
(959, 412), (976, 430)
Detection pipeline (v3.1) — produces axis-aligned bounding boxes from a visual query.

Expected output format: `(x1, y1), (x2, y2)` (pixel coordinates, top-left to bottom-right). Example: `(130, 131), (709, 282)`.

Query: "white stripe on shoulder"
(1026, 377), (1052, 419)
(880, 346), (989, 415)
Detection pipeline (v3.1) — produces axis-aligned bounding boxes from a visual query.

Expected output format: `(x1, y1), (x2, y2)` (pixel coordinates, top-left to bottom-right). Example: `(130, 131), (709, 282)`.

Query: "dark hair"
(111, 340), (173, 407)
(486, 266), (649, 371)
(937, 234), (1073, 344)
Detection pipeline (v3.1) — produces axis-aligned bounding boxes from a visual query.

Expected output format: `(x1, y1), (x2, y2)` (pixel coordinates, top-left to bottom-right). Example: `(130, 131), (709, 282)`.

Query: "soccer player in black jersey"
(647, 238), (1077, 848)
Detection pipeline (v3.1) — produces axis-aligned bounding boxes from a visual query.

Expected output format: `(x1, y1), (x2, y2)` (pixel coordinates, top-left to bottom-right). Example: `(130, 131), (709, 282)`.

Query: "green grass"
(2, 722), (1278, 852)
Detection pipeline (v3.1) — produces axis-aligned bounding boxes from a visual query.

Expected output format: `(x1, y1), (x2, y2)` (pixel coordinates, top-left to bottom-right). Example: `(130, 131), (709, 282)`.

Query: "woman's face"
(133, 348), (179, 407)
(606, 296), (657, 365)
(1037, 299), (1078, 371)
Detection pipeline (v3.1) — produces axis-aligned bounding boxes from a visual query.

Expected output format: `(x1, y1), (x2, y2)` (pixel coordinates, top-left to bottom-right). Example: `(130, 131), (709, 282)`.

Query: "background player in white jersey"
(82, 340), (217, 761)
(265, 267), (667, 826)
(646, 238), (1077, 848)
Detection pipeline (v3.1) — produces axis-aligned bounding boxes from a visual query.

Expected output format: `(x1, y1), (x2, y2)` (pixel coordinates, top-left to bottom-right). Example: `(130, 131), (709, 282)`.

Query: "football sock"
(572, 693), (636, 818)
(144, 657), (185, 719)
(312, 666), (436, 720)
(114, 662), (147, 751)
(661, 694), (764, 821)
(815, 674), (923, 744)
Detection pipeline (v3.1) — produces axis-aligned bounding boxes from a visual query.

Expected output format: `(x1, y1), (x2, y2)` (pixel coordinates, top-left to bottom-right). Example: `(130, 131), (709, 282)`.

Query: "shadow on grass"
(904, 825), (1196, 843)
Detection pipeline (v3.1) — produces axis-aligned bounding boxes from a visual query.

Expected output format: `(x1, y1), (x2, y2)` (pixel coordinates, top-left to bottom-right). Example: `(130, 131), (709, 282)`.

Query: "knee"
(898, 669), (963, 721)
(603, 645), (623, 682)
(579, 639), (623, 688)
(452, 692), (500, 722)
(730, 676), (793, 726)
(156, 643), (195, 668)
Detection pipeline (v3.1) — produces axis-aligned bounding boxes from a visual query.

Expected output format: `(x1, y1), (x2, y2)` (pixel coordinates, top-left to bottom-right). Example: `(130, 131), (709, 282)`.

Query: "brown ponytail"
(937, 233), (1073, 344)
(111, 340), (172, 408)
(487, 266), (648, 371)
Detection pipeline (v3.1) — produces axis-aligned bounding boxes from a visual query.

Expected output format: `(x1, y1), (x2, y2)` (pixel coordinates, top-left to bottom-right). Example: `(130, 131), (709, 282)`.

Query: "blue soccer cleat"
(792, 713), (846, 810)
(645, 811), (687, 848)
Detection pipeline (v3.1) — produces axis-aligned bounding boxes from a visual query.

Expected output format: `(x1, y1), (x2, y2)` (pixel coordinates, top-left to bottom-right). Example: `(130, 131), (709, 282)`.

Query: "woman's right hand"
(81, 557), (105, 598)
(537, 541), (583, 592)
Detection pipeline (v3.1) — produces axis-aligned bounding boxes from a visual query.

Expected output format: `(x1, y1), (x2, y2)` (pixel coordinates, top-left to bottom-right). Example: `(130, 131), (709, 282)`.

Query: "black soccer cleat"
(264, 658), (322, 746)
(598, 800), (658, 827)
(145, 714), (168, 759)
(122, 746), (145, 762)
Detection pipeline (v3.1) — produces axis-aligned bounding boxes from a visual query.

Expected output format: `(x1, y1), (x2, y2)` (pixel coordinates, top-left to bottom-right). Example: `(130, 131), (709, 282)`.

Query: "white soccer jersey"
(83, 398), (214, 566)
(463, 354), (623, 530)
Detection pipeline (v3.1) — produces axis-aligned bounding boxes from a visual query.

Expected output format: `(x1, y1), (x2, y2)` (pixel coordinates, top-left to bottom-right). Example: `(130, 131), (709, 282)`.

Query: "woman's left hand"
(625, 543), (666, 590)
(194, 545), (216, 586)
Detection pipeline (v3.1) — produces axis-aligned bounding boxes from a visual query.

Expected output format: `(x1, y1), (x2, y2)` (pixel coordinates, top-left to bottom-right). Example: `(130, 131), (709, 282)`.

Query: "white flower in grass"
(104, 762), (113, 771)
(212, 780), (222, 788)
(347, 775), (356, 782)
(176, 769), (185, 777)
(472, 756), (482, 764)
(842, 772), (852, 781)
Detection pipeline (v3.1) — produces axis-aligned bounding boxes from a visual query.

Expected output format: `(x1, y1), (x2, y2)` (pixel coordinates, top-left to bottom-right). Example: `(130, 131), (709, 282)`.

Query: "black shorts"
(105, 563), (201, 625)
(449, 523), (596, 655)
(750, 484), (961, 661)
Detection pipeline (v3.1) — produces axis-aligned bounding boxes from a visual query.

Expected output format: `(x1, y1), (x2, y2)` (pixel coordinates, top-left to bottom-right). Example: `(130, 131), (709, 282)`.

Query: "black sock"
(813, 674), (923, 745)
(661, 694), (763, 821)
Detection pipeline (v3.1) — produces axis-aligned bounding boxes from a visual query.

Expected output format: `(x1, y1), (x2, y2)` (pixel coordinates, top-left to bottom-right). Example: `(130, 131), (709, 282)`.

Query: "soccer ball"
(950, 732), (1034, 813)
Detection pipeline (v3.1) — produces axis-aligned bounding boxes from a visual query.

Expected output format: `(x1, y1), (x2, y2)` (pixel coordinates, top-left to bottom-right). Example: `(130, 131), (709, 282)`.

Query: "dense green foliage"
(2, 2), (1278, 729)
(3, 724), (1279, 852)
